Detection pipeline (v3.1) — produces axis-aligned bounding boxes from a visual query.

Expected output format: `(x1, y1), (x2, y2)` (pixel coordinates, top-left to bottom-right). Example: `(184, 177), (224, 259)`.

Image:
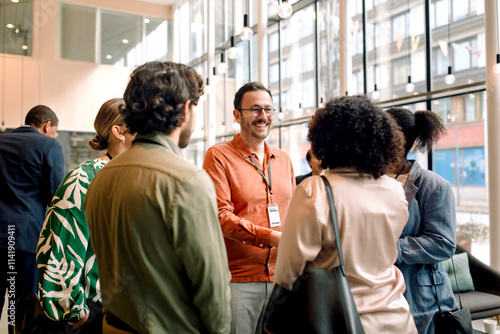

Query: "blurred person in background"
(295, 149), (325, 185)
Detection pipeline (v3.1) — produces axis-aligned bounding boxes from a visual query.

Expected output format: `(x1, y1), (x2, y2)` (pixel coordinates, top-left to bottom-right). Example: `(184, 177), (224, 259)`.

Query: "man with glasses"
(203, 82), (295, 334)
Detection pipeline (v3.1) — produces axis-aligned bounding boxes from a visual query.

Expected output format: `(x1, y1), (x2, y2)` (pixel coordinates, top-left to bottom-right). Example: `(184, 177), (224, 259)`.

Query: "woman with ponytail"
(36, 98), (135, 333)
(385, 108), (458, 334)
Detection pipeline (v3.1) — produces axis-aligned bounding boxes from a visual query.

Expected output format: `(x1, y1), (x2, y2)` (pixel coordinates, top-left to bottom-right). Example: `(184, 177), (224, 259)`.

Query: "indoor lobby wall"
(0, 0), (172, 132)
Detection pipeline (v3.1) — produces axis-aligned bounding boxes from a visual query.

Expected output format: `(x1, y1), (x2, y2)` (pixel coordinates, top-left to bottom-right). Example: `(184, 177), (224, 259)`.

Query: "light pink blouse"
(275, 170), (417, 334)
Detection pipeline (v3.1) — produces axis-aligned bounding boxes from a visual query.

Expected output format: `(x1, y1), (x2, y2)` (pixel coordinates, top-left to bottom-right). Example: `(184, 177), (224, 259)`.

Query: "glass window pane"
(190, 0), (206, 59)
(364, 1), (426, 101)
(278, 4), (317, 121)
(61, 4), (96, 62)
(432, 92), (488, 262)
(431, 0), (485, 89)
(183, 140), (206, 168)
(101, 10), (142, 66)
(144, 17), (172, 62)
(1, 0), (33, 56)
(250, 33), (258, 81)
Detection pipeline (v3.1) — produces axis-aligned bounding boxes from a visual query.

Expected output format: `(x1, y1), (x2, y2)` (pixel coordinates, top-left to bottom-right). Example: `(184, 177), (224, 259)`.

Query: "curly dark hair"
(308, 95), (405, 179)
(123, 61), (204, 135)
(385, 108), (446, 154)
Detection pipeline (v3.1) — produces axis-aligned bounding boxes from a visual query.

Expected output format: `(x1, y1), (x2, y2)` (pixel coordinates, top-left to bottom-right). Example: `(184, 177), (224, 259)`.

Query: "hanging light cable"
(405, 0), (415, 93)
(277, 0), (293, 19)
(372, 1), (380, 100)
(493, 0), (500, 73)
(228, 5), (238, 60)
(445, 0), (456, 84)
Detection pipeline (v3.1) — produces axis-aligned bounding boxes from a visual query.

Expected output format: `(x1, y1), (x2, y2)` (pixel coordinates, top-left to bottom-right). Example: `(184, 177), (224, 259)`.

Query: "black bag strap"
(451, 257), (464, 308)
(321, 175), (347, 277)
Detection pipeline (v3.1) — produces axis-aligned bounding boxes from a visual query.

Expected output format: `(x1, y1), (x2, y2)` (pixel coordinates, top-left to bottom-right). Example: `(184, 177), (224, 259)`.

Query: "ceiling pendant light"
(494, 54), (500, 74)
(372, 4), (380, 101)
(405, 0), (415, 94)
(371, 84), (381, 100)
(445, 66), (456, 85)
(240, 14), (253, 41)
(494, 0), (500, 73)
(405, 76), (415, 93)
(205, 78), (212, 95)
(217, 53), (228, 74)
(277, 0), (293, 19)
(228, 36), (238, 60)
(445, 0), (455, 85)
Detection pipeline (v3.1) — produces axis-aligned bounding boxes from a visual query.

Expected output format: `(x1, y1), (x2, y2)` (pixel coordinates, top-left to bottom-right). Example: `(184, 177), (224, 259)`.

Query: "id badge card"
(268, 203), (281, 227)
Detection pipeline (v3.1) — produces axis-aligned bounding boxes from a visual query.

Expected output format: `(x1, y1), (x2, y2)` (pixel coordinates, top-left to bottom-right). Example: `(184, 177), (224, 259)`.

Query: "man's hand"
(268, 231), (282, 248)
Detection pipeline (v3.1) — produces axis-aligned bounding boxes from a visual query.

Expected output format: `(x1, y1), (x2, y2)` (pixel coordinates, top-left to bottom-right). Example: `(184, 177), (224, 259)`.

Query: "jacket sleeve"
(397, 176), (456, 265)
(202, 147), (274, 248)
(41, 140), (65, 206)
(36, 163), (96, 322)
(171, 170), (231, 334)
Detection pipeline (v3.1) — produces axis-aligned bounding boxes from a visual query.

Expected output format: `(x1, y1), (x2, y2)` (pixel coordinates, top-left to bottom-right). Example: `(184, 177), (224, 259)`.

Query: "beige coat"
(275, 170), (417, 334)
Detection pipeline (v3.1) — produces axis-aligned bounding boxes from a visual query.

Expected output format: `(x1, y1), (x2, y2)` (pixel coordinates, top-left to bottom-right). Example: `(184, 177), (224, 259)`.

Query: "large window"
(60, 3), (171, 66)
(183, 0), (491, 262)
(1, 0), (33, 56)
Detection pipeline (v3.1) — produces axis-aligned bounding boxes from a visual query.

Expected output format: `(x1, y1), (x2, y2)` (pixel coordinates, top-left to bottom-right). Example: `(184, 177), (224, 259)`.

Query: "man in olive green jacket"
(85, 61), (231, 334)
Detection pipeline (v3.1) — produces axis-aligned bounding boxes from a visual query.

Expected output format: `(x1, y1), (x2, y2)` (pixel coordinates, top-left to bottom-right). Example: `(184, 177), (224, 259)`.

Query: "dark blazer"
(295, 171), (313, 186)
(0, 126), (64, 253)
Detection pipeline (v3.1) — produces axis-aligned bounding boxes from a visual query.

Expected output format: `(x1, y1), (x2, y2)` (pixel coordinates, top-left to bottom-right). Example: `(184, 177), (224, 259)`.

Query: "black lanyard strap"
(249, 155), (272, 194)
(394, 160), (410, 179)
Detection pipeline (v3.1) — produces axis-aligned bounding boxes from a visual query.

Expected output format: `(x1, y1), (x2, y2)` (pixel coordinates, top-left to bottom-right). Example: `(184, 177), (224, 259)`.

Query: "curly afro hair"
(308, 95), (405, 179)
(123, 61), (204, 136)
(385, 107), (446, 154)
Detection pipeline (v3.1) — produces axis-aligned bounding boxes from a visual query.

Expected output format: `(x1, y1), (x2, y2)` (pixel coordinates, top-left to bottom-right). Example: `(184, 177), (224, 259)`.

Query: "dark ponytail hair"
(385, 107), (446, 154)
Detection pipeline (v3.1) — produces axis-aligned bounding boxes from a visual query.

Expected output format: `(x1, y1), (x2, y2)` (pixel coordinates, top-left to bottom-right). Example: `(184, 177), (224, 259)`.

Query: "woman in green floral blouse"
(36, 98), (135, 333)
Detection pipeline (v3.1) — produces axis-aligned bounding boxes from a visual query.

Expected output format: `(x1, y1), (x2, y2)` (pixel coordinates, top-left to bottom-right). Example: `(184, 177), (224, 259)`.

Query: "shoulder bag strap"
(451, 257), (464, 308)
(320, 175), (347, 277)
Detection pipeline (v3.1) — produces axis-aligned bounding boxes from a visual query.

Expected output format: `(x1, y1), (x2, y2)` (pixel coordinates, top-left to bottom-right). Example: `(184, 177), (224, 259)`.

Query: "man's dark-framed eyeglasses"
(239, 107), (276, 116)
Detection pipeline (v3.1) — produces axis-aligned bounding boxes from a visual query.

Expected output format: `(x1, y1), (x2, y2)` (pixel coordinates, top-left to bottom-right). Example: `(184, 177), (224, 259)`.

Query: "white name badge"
(268, 204), (281, 227)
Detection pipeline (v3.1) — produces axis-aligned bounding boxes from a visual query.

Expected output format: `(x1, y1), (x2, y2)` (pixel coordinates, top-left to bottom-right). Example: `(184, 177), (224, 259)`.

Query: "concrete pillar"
(206, 0), (216, 149)
(485, 0), (500, 269)
(258, 0), (268, 85)
(339, 0), (351, 96)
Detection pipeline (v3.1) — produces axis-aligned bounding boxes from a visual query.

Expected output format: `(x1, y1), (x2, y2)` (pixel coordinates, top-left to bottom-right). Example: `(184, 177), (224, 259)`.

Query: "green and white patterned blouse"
(36, 158), (106, 322)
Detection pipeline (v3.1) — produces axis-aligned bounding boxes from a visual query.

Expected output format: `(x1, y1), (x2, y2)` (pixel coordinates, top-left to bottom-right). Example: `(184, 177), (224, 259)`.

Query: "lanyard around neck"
(248, 155), (272, 194)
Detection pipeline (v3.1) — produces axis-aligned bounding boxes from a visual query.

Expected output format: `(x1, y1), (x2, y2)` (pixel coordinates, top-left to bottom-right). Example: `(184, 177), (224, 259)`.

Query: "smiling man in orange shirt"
(203, 82), (295, 334)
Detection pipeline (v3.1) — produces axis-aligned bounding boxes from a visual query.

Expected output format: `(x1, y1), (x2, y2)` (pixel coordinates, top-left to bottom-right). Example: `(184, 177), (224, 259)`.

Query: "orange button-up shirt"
(203, 134), (295, 282)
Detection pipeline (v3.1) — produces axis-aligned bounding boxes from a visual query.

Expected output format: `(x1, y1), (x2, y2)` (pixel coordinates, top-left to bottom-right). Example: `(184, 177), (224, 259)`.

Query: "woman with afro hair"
(274, 95), (417, 333)
(385, 107), (457, 334)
